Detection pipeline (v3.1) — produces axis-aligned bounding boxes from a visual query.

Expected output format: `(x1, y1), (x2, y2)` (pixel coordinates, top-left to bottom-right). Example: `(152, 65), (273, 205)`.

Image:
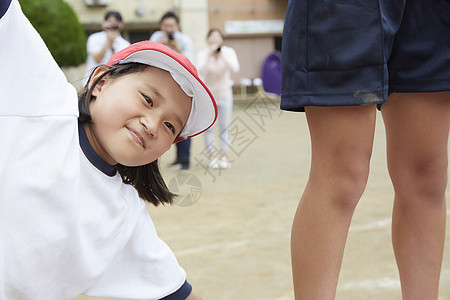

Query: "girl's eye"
(164, 122), (175, 134)
(143, 94), (153, 107)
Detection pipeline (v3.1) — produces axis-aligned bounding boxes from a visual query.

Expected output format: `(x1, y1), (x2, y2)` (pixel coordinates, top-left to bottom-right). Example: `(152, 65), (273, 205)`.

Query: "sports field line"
(350, 210), (450, 232)
(173, 211), (450, 255)
(339, 277), (401, 291)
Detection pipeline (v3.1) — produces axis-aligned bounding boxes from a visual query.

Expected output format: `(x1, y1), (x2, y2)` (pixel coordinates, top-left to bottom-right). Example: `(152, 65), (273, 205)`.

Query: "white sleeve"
(196, 49), (210, 78)
(180, 34), (194, 61)
(0, 0), (77, 117)
(86, 32), (103, 55)
(83, 208), (189, 300)
(222, 46), (240, 74)
(150, 31), (163, 42)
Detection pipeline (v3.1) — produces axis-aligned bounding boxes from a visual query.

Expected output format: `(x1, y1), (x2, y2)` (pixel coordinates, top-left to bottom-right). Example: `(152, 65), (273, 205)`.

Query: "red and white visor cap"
(106, 41), (217, 142)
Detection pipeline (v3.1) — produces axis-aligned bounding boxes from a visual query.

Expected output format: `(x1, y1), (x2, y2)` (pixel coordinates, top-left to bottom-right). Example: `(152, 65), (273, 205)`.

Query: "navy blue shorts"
(280, 0), (450, 112)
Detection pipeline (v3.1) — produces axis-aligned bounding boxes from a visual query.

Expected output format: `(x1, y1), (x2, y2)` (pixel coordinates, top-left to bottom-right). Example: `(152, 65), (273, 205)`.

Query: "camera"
(167, 33), (174, 40)
(216, 46), (221, 52)
(106, 24), (119, 30)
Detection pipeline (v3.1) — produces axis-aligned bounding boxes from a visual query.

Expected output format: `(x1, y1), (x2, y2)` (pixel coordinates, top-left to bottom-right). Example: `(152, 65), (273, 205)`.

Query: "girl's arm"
(0, 0), (77, 117)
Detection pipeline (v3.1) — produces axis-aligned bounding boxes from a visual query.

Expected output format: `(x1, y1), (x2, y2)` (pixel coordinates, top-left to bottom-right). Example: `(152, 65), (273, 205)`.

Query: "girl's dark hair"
(79, 63), (176, 206)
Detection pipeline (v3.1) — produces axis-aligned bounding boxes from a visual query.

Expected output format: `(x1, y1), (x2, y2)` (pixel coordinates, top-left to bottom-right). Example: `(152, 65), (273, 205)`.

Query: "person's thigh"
(381, 92), (450, 188)
(305, 105), (377, 179)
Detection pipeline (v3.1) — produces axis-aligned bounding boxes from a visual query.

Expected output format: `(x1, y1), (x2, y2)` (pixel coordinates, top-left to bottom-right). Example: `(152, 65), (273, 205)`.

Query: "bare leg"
(292, 105), (376, 299)
(381, 92), (449, 299)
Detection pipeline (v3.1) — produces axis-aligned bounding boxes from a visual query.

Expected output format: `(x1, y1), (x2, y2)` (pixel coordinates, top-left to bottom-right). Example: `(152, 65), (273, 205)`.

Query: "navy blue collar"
(0, 0), (11, 20)
(78, 122), (117, 177)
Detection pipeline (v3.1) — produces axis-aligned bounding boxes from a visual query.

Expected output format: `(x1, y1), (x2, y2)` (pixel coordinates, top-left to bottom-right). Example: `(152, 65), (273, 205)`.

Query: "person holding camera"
(150, 11), (194, 62)
(83, 11), (130, 86)
(196, 29), (240, 169)
(150, 11), (194, 170)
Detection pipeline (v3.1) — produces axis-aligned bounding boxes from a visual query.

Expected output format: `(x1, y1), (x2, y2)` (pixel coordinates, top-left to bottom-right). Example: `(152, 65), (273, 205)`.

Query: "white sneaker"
(209, 157), (219, 169)
(218, 156), (230, 169)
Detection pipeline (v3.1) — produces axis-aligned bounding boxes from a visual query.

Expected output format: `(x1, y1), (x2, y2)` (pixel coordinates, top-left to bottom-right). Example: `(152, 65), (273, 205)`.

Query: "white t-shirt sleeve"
(222, 46), (240, 74)
(115, 34), (131, 51)
(149, 30), (163, 42)
(0, 0), (77, 118)
(84, 207), (189, 300)
(179, 33), (193, 61)
(86, 31), (131, 57)
(196, 49), (209, 78)
(86, 32), (103, 55)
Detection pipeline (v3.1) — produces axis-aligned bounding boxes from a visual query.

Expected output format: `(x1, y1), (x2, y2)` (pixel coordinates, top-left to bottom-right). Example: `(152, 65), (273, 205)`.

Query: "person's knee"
(310, 158), (370, 212)
(391, 156), (448, 206)
(336, 164), (370, 209)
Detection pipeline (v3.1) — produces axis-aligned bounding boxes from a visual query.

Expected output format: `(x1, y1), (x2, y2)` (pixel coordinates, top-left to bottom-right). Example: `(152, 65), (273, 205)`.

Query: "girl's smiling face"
(84, 66), (192, 167)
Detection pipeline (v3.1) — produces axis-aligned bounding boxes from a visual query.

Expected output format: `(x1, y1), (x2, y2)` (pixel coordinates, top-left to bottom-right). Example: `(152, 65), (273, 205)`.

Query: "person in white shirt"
(83, 11), (130, 85)
(196, 29), (240, 169)
(150, 11), (194, 170)
(150, 11), (193, 61)
(0, 0), (217, 299)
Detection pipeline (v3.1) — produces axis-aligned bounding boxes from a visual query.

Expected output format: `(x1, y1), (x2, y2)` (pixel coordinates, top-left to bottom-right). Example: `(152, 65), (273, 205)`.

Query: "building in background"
(64, 0), (286, 92)
(208, 0), (287, 85)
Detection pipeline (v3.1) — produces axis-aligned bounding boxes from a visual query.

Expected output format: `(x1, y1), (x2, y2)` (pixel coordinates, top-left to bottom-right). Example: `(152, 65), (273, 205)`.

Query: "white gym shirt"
(0, 0), (190, 299)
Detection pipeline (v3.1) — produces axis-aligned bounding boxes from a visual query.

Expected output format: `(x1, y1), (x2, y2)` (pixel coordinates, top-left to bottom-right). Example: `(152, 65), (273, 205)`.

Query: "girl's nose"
(141, 114), (159, 138)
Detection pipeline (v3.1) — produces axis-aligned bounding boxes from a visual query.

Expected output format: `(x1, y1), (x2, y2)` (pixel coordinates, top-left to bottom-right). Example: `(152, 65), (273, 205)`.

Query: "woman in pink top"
(196, 29), (240, 169)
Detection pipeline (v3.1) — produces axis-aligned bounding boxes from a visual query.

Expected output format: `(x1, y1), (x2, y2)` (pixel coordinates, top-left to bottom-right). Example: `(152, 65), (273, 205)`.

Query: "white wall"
(178, 0), (209, 65)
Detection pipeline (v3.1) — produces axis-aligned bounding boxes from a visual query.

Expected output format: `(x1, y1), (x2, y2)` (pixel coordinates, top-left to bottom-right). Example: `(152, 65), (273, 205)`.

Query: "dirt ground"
(76, 94), (450, 300)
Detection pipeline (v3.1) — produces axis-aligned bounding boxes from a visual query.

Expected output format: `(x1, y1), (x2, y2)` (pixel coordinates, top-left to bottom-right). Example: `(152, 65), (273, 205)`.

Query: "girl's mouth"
(127, 127), (145, 148)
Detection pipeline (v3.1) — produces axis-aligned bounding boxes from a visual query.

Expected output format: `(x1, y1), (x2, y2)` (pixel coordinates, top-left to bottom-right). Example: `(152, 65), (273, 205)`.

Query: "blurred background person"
(149, 11), (193, 61)
(150, 11), (194, 170)
(83, 11), (130, 86)
(197, 29), (240, 169)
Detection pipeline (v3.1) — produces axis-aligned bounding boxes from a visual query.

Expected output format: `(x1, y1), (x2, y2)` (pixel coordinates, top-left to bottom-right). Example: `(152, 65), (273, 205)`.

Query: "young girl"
(196, 28), (240, 169)
(0, 0), (217, 299)
(281, 0), (449, 299)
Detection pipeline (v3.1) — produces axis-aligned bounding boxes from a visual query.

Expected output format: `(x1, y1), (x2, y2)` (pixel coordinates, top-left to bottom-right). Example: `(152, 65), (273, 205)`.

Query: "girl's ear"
(88, 65), (110, 97)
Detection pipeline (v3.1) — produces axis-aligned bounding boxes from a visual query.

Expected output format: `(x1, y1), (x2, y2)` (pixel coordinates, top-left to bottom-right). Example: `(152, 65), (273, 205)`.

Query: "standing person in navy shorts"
(281, 0), (449, 299)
